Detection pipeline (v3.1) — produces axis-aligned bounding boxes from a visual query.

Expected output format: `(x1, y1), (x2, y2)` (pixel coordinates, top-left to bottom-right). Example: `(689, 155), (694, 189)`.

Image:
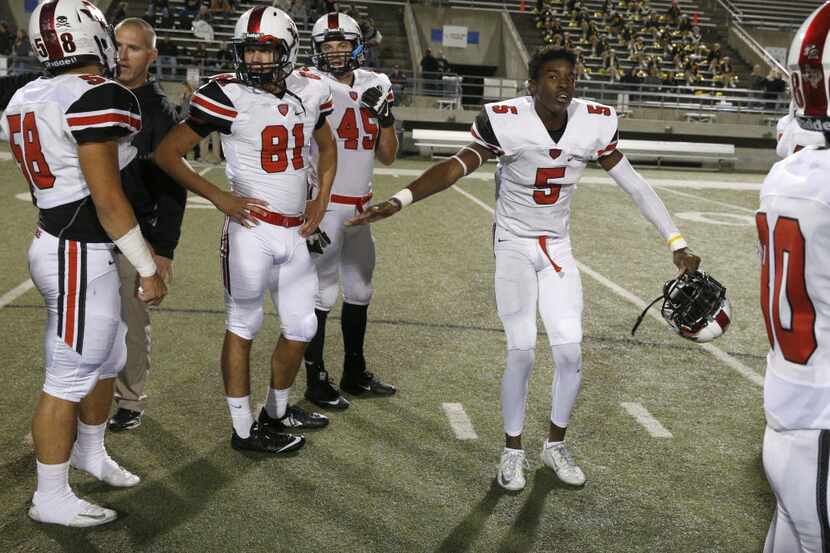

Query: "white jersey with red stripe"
(758, 147), (830, 431)
(306, 67), (392, 198)
(187, 70), (333, 216)
(1, 73), (140, 210)
(472, 96), (618, 239)
(776, 113), (825, 158)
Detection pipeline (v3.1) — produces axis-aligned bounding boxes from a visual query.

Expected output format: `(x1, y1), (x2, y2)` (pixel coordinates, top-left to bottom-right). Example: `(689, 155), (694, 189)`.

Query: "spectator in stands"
(273, 0), (292, 11)
(146, 0), (171, 22)
(688, 25), (702, 45)
(389, 65), (407, 106)
(718, 56), (736, 88)
(602, 51), (622, 82)
(12, 30), (31, 73)
(685, 62), (703, 88)
(421, 48), (440, 93)
(644, 66), (662, 88)
(112, 2), (128, 26)
(156, 36), (179, 80)
(191, 43), (209, 70)
(666, 0), (681, 26)
(214, 42), (232, 72)
(620, 22), (635, 43)
(210, 0), (233, 14)
(574, 49), (590, 81)
(361, 17), (383, 67)
(706, 43), (722, 69)
(621, 64), (644, 89)
(628, 36), (645, 60)
(0, 23), (11, 56)
(547, 33), (564, 48)
(179, 0), (202, 26)
(593, 35), (609, 58)
(677, 14), (692, 32)
(750, 64), (766, 90)
(662, 70), (678, 88)
(436, 51), (451, 74)
(289, 0), (309, 28)
(192, 14), (215, 42)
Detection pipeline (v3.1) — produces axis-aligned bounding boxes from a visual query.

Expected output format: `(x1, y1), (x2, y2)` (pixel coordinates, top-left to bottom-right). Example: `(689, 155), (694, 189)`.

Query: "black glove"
(361, 85), (395, 128)
(306, 228), (331, 254)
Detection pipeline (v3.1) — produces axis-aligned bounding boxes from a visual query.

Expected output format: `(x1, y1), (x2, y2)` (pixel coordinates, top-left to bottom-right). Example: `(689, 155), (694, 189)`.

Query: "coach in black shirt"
(0, 72), (40, 110)
(109, 18), (186, 431)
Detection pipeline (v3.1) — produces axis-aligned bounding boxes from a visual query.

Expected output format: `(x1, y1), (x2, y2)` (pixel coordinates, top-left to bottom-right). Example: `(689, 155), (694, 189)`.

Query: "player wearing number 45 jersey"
(302, 12), (399, 410)
(155, 6), (336, 455)
(758, 5), (830, 551)
(2, 0), (167, 527)
(350, 47), (700, 491)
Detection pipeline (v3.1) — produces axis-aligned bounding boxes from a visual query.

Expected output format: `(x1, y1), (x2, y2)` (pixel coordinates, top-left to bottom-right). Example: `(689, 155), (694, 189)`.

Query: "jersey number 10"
(6, 112), (56, 191)
(756, 212), (817, 365)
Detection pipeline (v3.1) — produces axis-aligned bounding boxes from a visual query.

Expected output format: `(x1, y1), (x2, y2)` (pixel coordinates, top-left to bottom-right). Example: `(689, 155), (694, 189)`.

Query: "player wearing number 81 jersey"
(155, 5), (337, 455)
(348, 47), (700, 491)
(757, 4), (830, 551)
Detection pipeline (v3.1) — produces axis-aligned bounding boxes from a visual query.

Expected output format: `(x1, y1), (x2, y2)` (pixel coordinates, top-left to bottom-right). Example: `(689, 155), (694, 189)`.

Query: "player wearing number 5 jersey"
(349, 47), (700, 491)
(758, 5), (830, 551)
(155, 6), (336, 455)
(2, 0), (167, 527)
(301, 12), (399, 411)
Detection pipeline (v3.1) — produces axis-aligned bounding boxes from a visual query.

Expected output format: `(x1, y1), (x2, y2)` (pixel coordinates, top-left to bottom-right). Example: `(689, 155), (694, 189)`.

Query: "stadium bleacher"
(724, 0), (824, 29)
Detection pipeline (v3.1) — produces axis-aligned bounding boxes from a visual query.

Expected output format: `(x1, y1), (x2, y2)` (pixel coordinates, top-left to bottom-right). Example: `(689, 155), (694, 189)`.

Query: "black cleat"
(258, 405), (329, 430)
(108, 408), (143, 432)
(305, 365), (351, 410)
(340, 370), (397, 397)
(231, 422), (305, 454)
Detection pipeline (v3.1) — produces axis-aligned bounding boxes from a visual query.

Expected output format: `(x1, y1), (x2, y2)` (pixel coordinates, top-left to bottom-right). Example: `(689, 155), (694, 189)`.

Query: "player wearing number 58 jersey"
(758, 5), (830, 551)
(155, 6), (337, 455)
(2, 0), (167, 527)
(301, 12), (399, 411)
(350, 47), (700, 491)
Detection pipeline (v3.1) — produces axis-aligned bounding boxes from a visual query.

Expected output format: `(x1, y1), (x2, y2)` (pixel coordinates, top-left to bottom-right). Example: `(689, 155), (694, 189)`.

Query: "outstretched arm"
(599, 150), (700, 273)
(347, 142), (495, 225)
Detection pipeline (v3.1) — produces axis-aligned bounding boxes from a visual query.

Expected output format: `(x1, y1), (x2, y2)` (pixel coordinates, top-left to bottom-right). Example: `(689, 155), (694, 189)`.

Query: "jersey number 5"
(261, 123), (304, 173)
(756, 212), (817, 365)
(6, 112), (56, 191)
(533, 167), (565, 205)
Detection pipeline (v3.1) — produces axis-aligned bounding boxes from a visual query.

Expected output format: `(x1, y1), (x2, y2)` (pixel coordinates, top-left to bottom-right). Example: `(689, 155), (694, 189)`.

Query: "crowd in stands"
(534, 0), (770, 93)
(0, 19), (35, 74)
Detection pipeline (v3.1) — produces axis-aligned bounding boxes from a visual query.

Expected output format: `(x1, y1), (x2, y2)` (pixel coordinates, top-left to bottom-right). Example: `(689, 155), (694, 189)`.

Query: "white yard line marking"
(0, 279), (34, 309)
(451, 185), (764, 389)
(442, 402), (478, 440)
(620, 402), (673, 438)
(654, 186), (757, 214)
(198, 167), (214, 176)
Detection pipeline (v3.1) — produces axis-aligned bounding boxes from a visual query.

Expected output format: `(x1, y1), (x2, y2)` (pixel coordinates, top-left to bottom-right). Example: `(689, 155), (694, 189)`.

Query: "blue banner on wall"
(25, 0), (39, 13)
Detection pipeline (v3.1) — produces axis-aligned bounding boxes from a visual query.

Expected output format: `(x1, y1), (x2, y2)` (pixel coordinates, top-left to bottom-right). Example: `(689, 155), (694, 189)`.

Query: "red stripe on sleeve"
(192, 95), (238, 118)
(67, 112), (141, 130)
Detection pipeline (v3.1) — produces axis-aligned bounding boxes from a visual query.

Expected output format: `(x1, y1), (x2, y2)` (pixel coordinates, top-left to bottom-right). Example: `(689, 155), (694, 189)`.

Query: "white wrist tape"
(114, 225), (157, 278)
(391, 188), (413, 208)
(667, 233), (689, 252)
(460, 146), (483, 169)
(451, 155), (469, 176)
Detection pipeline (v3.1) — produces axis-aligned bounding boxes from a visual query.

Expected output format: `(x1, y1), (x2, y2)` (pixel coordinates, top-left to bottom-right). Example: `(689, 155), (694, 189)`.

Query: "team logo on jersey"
(349, 91), (358, 101)
(549, 148), (562, 159)
(278, 104), (289, 116)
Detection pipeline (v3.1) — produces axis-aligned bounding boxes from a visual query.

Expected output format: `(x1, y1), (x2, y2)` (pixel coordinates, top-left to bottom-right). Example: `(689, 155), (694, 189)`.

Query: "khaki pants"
(199, 131), (222, 163)
(113, 254), (151, 411)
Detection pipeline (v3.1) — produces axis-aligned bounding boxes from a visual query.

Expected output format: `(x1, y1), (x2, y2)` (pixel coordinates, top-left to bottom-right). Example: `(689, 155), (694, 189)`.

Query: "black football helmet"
(631, 271), (731, 343)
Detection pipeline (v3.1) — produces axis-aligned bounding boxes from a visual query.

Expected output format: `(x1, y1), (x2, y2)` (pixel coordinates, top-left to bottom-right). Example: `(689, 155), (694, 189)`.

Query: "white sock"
(71, 420), (107, 471)
(34, 460), (72, 501)
(501, 348), (535, 437)
(265, 387), (290, 419)
(551, 343), (583, 428)
(226, 396), (254, 438)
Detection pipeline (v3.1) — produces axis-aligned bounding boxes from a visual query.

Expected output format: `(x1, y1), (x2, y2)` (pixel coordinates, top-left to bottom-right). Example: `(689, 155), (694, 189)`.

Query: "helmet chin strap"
(630, 294), (666, 336)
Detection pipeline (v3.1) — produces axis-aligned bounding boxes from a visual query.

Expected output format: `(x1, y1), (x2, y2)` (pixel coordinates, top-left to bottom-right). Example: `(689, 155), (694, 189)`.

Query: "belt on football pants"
(329, 192), (373, 213)
(251, 210), (304, 227)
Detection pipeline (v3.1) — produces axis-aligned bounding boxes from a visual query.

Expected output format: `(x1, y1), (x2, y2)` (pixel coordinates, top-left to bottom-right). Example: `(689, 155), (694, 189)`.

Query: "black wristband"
(378, 111), (395, 128)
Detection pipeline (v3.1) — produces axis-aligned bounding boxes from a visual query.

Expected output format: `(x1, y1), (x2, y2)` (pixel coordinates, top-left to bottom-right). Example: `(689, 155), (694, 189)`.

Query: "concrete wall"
(412, 7), (502, 70)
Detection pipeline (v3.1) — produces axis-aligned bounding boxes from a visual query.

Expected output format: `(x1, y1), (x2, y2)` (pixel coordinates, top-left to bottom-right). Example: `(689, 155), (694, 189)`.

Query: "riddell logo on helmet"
(799, 118), (830, 131)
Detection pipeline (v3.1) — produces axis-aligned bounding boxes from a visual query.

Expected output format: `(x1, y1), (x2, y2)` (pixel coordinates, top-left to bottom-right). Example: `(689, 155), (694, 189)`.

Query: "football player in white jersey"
(758, 6), (830, 551)
(300, 12), (398, 410)
(350, 47), (700, 490)
(155, 6), (337, 454)
(1, 0), (167, 527)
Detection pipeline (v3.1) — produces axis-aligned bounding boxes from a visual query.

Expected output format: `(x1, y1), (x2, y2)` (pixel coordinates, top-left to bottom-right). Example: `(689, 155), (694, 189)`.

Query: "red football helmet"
(788, 1), (830, 134)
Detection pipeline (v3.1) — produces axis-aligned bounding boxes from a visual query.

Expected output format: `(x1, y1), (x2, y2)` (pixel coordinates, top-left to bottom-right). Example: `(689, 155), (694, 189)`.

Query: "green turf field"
(0, 151), (774, 552)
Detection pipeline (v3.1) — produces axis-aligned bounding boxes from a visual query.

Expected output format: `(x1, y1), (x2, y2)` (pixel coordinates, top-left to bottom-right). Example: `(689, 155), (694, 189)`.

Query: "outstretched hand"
(345, 199), (402, 226)
(673, 247), (701, 274)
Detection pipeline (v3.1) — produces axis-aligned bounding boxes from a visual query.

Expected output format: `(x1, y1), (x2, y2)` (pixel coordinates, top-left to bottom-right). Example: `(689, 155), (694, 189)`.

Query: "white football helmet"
(311, 12), (364, 76)
(788, 1), (830, 135)
(29, 0), (118, 76)
(232, 6), (299, 86)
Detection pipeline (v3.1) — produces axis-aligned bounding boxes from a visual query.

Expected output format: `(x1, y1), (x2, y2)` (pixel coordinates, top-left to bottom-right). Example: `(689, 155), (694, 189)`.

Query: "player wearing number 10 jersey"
(155, 6), (337, 455)
(349, 47), (700, 491)
(757, 5), (830, 551)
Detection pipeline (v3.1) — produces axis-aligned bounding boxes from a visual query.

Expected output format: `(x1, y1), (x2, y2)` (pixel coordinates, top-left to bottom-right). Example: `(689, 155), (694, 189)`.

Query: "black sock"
(305, 309), (328, 366)
(341, 302), (368, 358)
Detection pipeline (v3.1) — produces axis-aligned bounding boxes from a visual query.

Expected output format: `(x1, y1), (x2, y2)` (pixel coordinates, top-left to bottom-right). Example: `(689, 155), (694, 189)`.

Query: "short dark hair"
(528, 47), (577, 81)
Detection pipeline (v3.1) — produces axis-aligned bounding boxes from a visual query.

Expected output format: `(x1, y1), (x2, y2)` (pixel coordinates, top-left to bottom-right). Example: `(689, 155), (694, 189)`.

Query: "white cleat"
(29, 495), (117, 527)
(541, 441), (586, 486)
(71, 450), (141, 488)
(497, 448), (528, 491)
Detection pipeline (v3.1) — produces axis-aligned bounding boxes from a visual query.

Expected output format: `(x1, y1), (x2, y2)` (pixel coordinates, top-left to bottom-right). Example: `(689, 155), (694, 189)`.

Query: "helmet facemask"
(232, 37), (293, 87)
(312, 32), (364, 77)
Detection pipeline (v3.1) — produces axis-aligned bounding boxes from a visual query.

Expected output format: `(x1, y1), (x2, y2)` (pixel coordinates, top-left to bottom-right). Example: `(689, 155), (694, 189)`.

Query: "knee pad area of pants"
(44, 341), (108, 402)
(343, 280), (373, 306)
(546, 317), (583, 346)
(502, 315), (537, 351)
(225, 298), (264, 341)
(317, 278), (340, 312)
(282, 311), (318, 342)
